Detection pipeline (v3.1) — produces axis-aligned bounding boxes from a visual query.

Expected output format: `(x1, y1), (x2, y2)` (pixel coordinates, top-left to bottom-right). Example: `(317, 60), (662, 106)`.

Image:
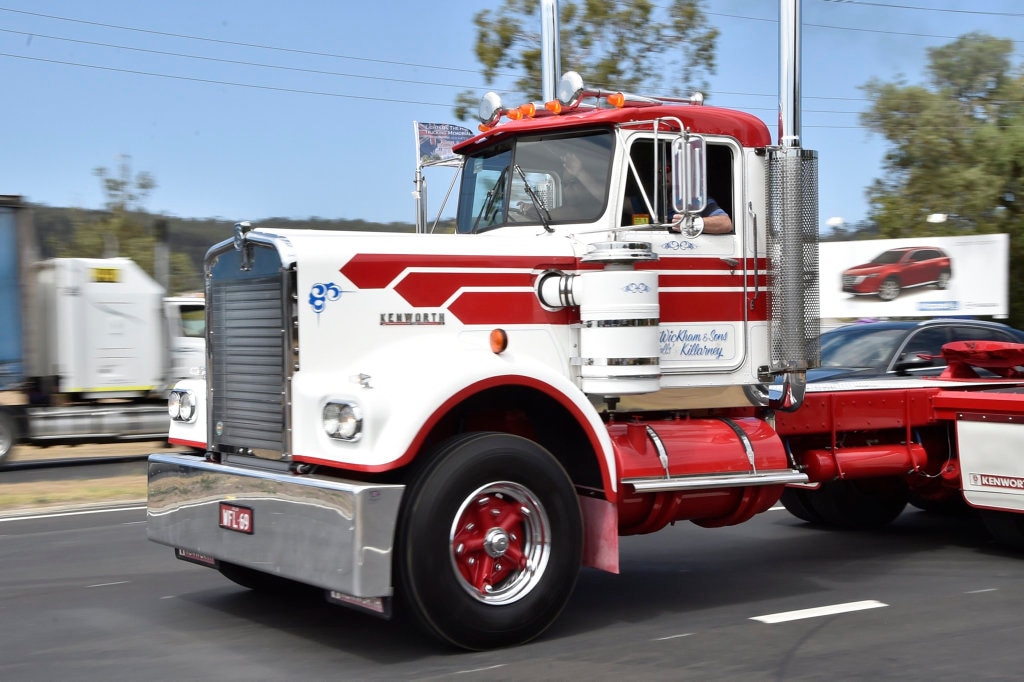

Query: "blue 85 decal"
(309, 282), (341, 314)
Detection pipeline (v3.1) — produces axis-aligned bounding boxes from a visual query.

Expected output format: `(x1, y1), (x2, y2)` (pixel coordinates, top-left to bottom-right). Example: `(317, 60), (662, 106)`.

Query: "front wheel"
(395, 432), (583, 650)
(878, 276), (901, 301)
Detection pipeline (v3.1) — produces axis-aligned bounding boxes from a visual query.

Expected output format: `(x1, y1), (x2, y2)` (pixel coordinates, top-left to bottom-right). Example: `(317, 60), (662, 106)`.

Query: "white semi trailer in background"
(0, 195), (205, 462)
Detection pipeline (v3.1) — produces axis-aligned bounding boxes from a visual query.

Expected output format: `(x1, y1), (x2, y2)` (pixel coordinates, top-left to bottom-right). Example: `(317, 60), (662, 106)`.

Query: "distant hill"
(27, 203), (423, 279)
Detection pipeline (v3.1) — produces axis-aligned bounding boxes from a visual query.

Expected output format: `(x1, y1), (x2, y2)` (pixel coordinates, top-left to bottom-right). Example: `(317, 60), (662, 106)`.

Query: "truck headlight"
(323, 401), (362, 441)
(168, 389), (197, 423)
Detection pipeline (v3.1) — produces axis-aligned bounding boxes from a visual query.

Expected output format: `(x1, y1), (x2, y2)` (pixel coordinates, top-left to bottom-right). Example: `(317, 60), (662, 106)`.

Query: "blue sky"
(2, 1), (1022, 230)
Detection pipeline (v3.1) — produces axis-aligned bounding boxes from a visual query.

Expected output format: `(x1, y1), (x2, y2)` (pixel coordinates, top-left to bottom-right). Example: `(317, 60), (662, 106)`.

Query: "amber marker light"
(490, 328), (509, 354)
(606, 92), (626, 108)
(518, 102), (537, 118)
(545, 99), (563, 114)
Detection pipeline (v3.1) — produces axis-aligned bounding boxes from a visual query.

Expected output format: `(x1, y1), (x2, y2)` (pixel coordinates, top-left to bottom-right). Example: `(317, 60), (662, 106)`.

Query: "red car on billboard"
(841, 246), (952, 301)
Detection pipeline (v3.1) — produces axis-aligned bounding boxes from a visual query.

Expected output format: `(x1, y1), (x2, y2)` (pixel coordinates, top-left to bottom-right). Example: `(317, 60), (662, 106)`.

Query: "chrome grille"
(209, 272), (287, 454)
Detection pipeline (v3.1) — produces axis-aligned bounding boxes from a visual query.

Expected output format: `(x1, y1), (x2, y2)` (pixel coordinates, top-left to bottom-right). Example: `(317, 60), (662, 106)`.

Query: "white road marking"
(966, 588), (998, 594)
(751, 599), (888, 624)
(454, 665), (506, 674)
(0, 504), (145, 523)
(87, 581), (130, 588)
(654, 632), (695, 641)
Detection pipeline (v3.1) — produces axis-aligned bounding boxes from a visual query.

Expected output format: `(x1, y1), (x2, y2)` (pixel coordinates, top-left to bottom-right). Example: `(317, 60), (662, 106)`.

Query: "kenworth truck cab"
(147, 0), (820, 649)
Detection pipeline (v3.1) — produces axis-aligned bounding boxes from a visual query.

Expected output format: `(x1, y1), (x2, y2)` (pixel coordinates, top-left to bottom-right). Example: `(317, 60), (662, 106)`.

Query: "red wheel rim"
(448, 481), (552, 605)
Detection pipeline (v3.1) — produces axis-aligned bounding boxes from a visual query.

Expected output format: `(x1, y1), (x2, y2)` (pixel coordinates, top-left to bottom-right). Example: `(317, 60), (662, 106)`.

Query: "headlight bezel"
(168, 388), (198, 423)
(322, 401), (363, 441)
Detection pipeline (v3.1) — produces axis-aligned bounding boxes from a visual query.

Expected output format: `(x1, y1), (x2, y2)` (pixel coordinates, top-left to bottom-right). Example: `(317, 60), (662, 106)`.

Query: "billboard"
(819, 234), (1008, 319)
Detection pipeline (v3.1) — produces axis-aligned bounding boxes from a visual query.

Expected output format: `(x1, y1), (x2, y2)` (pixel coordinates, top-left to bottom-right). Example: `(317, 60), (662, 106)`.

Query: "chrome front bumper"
(147, 453), (404, 598)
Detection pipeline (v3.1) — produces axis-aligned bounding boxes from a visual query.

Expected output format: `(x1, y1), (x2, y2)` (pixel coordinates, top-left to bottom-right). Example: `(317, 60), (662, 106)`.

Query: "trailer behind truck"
(0, 196), (204, 462)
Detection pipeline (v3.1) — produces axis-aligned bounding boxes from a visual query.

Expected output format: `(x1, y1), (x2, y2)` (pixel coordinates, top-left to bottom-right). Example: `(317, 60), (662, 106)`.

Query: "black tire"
(908, 491), (968, 515)
(395, 432), (583, 650)
(780, 487), (825, 524)
(936, 270), (951, 290)
(0, 410), (18, 464)
(981, 510), (1024, 551)
(804, 477), (908, 529)
(877, 276), (901, 301)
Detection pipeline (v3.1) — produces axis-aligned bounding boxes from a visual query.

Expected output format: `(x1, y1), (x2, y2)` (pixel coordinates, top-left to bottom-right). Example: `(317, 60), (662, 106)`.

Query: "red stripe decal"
(637, 257), (769, 272)
(660, 292), (767, 322)
(448, 292), (573, 325)
(340, 253), (770, 325)
(660, 274), (769, 288)
(169, 437), (207, 449)
(395, 272), (536, 307)
(341, 254), (576, 289)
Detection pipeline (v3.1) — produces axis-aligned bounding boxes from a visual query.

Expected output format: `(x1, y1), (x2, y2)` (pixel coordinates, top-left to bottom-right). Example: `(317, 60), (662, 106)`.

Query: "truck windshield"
(456, 130), (613, 234)
(179, 305), (206, 338)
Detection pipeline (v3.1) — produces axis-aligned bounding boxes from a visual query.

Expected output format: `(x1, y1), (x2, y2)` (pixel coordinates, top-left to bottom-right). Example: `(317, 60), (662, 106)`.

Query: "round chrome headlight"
(168, 389), (197, 423)
(178, 391), (195, 421)
(168, 390), (181, 420)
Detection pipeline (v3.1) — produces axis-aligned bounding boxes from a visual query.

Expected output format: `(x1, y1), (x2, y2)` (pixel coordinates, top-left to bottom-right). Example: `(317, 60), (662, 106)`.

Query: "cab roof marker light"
(606, 91), (662, 108)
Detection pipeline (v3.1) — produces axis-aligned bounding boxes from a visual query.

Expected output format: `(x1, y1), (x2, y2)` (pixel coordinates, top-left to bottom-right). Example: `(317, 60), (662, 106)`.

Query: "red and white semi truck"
(145, 0), (1024, 649)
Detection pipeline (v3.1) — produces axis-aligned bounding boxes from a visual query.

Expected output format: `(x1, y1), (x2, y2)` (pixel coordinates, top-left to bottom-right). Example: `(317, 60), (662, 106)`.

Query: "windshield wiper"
(513, 164), (553, 233)
(473, 164), (509, 233)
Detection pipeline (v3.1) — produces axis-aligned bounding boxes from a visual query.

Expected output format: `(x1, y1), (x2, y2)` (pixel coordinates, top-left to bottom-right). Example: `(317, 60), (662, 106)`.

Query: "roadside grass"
(0, 475), (146, 512)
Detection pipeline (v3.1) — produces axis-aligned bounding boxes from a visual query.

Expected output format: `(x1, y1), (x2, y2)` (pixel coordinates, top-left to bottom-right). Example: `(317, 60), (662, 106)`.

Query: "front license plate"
(219, 502), (254, 534)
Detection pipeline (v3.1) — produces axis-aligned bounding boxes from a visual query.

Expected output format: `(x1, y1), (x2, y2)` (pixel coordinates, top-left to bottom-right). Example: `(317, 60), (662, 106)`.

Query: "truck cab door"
(619, 136), (749, 377)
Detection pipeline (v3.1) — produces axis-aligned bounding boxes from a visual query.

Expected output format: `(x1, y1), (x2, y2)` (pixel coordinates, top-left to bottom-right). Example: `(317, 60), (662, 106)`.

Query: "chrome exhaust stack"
(766, 0), (820, 411)
(779, 0), (803, 149)
(540, 0), (561, 102)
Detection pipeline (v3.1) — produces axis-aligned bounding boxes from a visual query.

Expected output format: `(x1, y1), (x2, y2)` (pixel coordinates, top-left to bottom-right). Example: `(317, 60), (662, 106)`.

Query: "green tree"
(861, 33), (1024, 326)
(55, 155), (200, 293)
(455, 0), (718, 120)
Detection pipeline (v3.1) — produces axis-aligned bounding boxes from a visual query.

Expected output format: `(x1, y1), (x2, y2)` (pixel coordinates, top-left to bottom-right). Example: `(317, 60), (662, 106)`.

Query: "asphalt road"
(2, 503), (1023, 680)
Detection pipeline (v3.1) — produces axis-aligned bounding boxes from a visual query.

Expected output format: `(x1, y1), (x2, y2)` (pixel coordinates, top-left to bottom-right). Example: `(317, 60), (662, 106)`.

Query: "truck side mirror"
(671, 135), (707, 215)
